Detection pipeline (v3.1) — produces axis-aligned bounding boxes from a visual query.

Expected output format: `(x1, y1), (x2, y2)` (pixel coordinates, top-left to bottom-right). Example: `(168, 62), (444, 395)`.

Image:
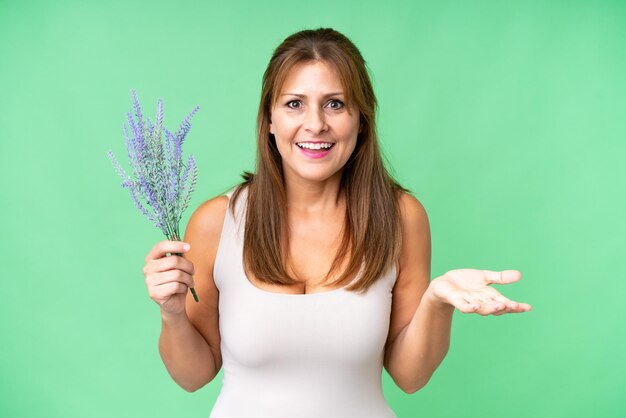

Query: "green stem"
(171, 251), (199, 303)
(168, 232), (198, 303)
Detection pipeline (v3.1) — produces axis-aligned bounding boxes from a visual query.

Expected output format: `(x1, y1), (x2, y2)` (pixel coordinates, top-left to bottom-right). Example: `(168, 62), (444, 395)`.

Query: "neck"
(284, 171), (344, 218)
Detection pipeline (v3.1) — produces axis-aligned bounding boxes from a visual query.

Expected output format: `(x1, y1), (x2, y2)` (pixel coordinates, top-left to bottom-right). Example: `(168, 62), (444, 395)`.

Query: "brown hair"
(230, 27), (410, 294)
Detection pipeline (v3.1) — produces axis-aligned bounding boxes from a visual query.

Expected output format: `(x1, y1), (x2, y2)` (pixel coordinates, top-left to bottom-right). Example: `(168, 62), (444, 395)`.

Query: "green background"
(1, 0), (624, 417)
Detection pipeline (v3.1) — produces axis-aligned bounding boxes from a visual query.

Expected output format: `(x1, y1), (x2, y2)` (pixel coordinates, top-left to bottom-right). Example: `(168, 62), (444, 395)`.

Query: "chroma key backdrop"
(1, 1), (624, 417)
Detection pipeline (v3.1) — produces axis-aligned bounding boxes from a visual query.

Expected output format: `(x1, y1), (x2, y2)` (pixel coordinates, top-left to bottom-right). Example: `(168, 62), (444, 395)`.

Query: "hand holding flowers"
(143, 240), (196, 316)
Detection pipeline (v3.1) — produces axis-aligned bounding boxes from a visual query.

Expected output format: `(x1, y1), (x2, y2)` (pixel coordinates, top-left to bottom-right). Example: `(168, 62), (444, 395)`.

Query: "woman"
(142, 27), (532, 417)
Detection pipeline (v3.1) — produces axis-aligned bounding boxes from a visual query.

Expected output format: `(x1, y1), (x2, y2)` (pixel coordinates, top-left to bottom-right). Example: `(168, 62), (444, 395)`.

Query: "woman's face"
(269, 60), (361, 185)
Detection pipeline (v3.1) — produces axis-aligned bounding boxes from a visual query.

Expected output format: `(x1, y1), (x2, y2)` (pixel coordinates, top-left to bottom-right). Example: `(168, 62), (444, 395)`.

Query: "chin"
(295, 167), (343, 183)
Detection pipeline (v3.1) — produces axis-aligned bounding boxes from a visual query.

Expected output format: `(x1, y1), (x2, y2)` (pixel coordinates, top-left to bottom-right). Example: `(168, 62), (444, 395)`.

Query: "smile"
(295, 142), (335, 159)
(296, 142), (335, 150)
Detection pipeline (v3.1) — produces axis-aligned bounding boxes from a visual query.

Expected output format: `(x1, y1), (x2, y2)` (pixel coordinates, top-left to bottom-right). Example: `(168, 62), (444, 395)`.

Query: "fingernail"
(183, 244), (190, 251)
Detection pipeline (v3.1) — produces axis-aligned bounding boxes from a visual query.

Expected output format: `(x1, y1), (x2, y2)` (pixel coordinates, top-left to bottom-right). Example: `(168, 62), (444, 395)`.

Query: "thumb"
(483, 269), (522, 284)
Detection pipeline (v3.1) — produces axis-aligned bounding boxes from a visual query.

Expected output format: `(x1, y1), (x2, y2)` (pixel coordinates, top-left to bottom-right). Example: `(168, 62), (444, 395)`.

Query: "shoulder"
(394, 190), (431, 278)
(183, 194), (230, 270)
(188, 194), (230, 235)
(187, 183), (249, 239)
(397, 191), (429, 234)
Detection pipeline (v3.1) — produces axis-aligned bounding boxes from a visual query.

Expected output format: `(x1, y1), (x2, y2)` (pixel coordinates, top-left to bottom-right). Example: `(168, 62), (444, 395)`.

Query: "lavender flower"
(107, 89), (200, 302)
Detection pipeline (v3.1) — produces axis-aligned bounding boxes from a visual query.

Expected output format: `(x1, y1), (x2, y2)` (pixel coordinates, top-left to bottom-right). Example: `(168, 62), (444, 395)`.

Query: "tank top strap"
(212, 185), (248, 292)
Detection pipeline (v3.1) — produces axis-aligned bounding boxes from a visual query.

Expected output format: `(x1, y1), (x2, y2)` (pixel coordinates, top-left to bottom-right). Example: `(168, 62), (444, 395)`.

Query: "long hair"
(230, 27), (410, 294)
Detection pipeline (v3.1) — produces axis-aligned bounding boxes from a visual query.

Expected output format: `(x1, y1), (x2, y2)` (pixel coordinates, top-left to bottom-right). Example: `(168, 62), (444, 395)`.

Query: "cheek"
(273, 137), (290, 154)
(272, 119), (299, 139)
(342, 125), (359, 148)
(344, 140), (358, 159)
(342, 132), (359, 158)
(272, 132), (297, 157)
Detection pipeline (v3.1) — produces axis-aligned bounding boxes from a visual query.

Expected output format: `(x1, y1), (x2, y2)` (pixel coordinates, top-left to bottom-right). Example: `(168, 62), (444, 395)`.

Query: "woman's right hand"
(143, 240), (196, 317)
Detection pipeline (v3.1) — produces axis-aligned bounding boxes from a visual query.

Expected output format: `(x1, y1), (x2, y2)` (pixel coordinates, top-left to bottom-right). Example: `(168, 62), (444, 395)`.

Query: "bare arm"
(145, 196), (229, 391)
(384, 192), (449, 393)
(384, 193), (532, 393)
(385, 287), (454, 393)
(158, 307), (218, 392)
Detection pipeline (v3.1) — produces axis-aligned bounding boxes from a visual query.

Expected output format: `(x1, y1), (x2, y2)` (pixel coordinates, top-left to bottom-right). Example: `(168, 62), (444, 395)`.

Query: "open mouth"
(295, 142), (335, 151)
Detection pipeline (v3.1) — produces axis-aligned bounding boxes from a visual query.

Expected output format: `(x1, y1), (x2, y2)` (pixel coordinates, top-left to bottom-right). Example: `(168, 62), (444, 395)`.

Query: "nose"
(304, 107), (328, 135)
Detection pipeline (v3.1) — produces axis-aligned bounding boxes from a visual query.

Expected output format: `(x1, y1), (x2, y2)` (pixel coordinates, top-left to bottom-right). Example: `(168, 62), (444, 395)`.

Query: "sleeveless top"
(209, 185), (398, 418)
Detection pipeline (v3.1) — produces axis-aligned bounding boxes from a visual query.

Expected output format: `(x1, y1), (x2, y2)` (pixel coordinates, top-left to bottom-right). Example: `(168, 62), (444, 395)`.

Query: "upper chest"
(246, 214), (349, 295)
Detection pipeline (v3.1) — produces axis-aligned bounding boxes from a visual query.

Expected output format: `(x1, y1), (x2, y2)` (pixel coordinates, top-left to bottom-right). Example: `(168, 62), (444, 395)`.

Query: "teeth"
(296, 142), (334, 150)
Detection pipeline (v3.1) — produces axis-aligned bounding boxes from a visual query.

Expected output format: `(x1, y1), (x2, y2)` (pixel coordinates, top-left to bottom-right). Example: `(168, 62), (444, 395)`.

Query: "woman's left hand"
(426, 269), (533, 316)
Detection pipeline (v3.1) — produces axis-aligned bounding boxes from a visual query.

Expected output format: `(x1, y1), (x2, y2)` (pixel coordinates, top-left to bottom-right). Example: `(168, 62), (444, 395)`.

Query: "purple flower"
(107, 89), (200, 301)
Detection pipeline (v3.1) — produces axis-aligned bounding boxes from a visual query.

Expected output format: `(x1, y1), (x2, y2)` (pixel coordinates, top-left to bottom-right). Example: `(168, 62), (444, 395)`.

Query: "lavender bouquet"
(107, 89), (200, 302)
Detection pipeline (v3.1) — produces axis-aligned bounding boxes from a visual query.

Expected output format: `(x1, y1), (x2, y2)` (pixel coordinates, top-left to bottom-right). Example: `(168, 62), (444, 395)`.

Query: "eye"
(286, 100), (302, 109)
(327, 99), (344, 110)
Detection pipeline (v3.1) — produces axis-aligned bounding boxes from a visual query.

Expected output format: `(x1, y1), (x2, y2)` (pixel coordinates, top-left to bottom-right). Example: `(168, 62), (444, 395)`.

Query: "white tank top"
(210, 185), (398, 418)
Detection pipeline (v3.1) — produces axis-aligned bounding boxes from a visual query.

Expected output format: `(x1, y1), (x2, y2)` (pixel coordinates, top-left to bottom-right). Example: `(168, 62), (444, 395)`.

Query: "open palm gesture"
(428, 269), (532, 316)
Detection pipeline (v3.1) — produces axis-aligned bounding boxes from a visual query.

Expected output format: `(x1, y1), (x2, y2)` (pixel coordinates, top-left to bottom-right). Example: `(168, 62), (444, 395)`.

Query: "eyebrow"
(280, 92), (344, 98)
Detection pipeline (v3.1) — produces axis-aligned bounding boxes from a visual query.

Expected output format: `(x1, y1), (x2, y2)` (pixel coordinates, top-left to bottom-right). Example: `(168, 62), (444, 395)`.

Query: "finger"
(149, 254), (196, 276)
(150, 282), (189, 303)
(469, 291), (497, 304)
(148, 281), (189, 303)
(450, 293), (480, 313)
(482, 270), (522, 285)
(493, 300), (533, 314)
(473, 303), (494, 316)
(479, 297), (505, 313)
(484, 301), (511, 315)
(497, 297), (532, 312)
(145, 240), (191, 263)
(166, 281), (190, 295)
(146, 270), (196, 289)
(465, 295), (504, 316)
(493, 305), (532, 315)
(484, 292), (518, 310)
(513, 302), (533, 312)
(466, 291), (532, 315)
(485, 293), (517, 312)
(483, 289), (531, 312)
(461, 295), (482, 313)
